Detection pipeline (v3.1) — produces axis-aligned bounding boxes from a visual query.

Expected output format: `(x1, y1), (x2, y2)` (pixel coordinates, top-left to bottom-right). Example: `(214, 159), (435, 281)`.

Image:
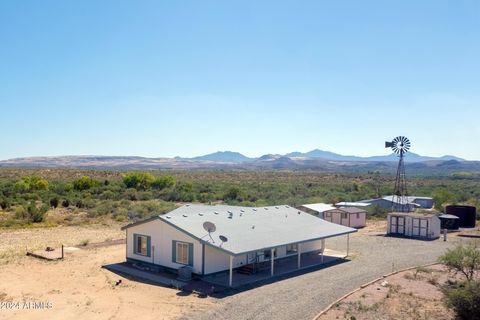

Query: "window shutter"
(133, 234), (138, 254)
(172, 240), (177, 263)
(146, 236), (151, 257)
(188, 243), (194, 267)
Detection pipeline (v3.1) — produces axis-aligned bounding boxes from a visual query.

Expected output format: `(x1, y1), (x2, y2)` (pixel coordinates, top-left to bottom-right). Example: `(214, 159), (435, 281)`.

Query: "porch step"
(237, 264), (255, 275)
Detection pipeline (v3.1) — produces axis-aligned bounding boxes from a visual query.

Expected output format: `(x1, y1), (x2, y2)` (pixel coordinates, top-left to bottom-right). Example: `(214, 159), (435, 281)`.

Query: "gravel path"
(182, 232), (466, 320)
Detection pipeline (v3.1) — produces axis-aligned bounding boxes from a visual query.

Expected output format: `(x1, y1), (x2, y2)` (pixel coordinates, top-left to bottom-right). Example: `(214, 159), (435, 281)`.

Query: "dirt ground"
(318, 264), (457, 320)
(0, 228), (213, 320)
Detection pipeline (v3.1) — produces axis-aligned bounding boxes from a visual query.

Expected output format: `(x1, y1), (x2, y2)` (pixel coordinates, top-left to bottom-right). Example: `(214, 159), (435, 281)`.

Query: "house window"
(325, 212), (332, 218)
(264, 248), (277, 259)
(341, 212), (348, 219)
(286, 243), (298, 255)
(356, 213), (360, 219)
(175, 241), (189, 265)
(134, 234), (150, 256)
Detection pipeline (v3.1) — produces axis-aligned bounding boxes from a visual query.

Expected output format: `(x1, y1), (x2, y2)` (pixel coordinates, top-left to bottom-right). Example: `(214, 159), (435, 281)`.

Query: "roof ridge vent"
(275, 206), (279, 209)
(166, 215), (171, 219)
(253, 208), (257, 211)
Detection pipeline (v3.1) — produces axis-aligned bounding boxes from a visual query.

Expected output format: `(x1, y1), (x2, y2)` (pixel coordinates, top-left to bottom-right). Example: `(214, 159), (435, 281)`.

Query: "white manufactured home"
(122, 204), (356, 286)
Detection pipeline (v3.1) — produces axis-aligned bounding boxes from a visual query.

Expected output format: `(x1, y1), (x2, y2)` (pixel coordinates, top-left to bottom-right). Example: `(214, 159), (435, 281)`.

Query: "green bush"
(73, 176), (99, 191)
(123, 172), (155, 190)
(27, 201), (48, 223)
(443, 281), (480, 320)
(151, 176), (175, 190)
(14, 176), (49, 192)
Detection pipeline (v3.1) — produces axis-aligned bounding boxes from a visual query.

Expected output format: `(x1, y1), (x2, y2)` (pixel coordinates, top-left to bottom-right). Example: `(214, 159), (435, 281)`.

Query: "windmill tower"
(385, 136), (411, 212)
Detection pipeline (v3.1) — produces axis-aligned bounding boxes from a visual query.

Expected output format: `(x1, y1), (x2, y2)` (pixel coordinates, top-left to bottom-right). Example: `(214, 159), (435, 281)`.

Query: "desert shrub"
(113, 207), (128, 222)
(73, 176), (99, 191)
(49, 197), (59, 208)
(138, 191), (154, 201)
(0, 197), (11, 210)
(223, 186), (245, 201)
(14, 176), (49, 192)
(124, 188), (138, 201)
(61, 199), (71, 208)
(151, 176), (175, 190)
(443, 281), (480, 320)
(130, 201), (176, 219)
(14, 205), (27, 219)
(123, 172), (155, 190)
(439, 243), (480, 282)
(100, 190), (116, 200)
(27, 201), (48, 223)
(90, 201), (114, 217)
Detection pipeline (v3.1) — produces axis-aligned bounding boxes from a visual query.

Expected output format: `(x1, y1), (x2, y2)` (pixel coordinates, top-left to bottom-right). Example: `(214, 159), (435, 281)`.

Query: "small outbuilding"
(322, 207), (367, 228)
(387, 212), (440, 240)
(438, 214), (460, 231)
(298, 203), (336, 219)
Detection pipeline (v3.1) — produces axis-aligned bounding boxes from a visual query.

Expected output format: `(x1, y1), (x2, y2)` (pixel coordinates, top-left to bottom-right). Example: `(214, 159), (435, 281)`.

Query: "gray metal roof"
(156, 204), (357, 256)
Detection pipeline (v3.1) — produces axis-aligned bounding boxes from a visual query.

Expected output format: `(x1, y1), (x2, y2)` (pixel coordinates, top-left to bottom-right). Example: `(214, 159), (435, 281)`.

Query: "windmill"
(385, 136), (411, 212)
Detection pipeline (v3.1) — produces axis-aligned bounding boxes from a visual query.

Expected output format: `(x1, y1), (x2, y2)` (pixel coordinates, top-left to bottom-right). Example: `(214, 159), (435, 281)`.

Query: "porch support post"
(229, 255), (233, 287)
(270, 248), (275, 276)
(321, 239), (325, 263)
(346, 234), (350, 257)
(297, 243), (301, 269)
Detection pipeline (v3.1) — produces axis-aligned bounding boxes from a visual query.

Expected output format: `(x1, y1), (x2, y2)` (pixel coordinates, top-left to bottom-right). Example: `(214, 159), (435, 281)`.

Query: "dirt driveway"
(184, 226), (467, 320)
(0, 244), (213, 320)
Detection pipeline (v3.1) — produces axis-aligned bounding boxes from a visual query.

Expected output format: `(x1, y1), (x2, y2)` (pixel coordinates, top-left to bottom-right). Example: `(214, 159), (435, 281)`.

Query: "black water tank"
(439, 214), (460, 230)
(446, 205), (477, 228)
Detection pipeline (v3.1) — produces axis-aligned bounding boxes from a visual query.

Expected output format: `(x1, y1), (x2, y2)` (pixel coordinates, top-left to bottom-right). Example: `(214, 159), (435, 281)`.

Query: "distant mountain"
(285, 149), (465, 163)
(0, 149), (473, 175)
(191, 151), (253, 162)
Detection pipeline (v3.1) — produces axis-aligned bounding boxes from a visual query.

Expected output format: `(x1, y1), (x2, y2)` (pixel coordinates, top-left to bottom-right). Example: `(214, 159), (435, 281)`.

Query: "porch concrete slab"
(202, 250), (347, 288)
(103, 263), (187, 288)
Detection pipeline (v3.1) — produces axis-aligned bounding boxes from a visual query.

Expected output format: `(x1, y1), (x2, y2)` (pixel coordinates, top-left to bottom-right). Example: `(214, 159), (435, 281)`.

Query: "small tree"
(439, 243), (480, 282)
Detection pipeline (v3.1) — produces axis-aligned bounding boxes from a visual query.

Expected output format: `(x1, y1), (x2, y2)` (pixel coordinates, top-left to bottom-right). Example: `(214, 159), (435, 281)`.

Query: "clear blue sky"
(1, 1), (479, 160)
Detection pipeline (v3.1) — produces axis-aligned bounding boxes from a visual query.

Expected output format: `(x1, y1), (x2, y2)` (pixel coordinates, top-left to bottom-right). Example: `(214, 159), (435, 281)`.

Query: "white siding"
(126, 219), (203, 274)
(127, 220), (334, 275)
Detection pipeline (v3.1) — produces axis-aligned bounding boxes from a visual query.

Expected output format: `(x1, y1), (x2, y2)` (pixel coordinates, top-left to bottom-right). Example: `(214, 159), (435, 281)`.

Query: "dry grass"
(319, 264), (457, 320)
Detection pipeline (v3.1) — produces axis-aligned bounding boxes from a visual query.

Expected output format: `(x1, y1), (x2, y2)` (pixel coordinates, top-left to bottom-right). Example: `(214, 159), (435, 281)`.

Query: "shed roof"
(388, 212), (437, 218)
(335, 202), (371, 207)
(123, 204), (356, 256)
(332, 207), (367, 214)
(300, 203), (336, 213)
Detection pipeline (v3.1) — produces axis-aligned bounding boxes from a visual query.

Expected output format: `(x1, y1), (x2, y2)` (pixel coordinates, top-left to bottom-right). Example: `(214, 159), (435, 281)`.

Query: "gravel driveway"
(181, 231), (466, 320)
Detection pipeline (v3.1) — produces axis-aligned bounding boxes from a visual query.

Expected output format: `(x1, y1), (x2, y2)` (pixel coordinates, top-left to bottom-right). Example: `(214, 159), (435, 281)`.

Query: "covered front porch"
(203, 234), (350, 288)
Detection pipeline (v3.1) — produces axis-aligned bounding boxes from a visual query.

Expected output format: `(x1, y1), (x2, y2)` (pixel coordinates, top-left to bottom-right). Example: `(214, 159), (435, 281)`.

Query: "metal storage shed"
(387, 212), (440, 240)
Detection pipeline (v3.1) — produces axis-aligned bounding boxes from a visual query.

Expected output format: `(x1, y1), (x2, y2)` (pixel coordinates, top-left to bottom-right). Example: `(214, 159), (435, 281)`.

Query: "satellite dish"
(203, 221), (216, 233)
(219, 235), (228, 242)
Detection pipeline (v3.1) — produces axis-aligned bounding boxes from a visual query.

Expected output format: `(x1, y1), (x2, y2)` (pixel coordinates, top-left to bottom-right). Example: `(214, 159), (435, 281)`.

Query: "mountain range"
(187, 149), (464, 163)
(0, 149), (477, 175)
